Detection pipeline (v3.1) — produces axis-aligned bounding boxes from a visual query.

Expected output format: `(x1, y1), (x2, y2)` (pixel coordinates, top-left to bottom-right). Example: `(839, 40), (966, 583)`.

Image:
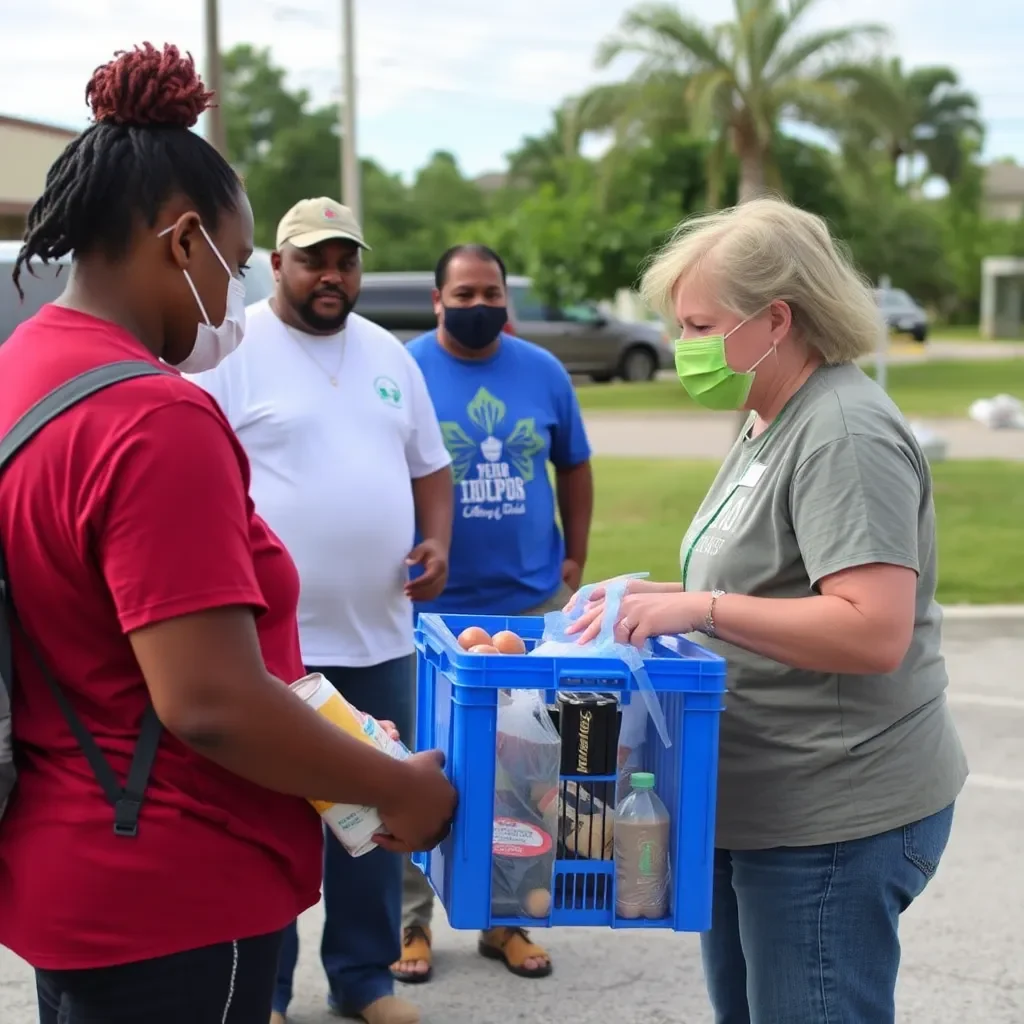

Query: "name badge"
(738, 462), (767, 488)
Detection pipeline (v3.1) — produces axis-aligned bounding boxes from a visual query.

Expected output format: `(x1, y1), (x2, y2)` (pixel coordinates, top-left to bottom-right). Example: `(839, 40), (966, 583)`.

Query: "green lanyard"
(681, 415), (778, 590)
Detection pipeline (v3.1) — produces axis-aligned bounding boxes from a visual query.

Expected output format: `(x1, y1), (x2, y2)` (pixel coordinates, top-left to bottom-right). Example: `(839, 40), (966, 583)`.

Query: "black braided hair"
(13, 42), (239, 298)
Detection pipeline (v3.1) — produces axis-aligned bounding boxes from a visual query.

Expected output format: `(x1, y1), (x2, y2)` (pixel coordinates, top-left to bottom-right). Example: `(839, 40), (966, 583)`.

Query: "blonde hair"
(641, 197), (880, 365)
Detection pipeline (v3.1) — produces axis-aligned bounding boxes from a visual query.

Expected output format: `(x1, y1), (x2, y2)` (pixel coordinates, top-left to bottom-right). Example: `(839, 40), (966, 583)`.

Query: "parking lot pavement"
(583, 410), (1024, 461)
(2, 634), (1022, 1023)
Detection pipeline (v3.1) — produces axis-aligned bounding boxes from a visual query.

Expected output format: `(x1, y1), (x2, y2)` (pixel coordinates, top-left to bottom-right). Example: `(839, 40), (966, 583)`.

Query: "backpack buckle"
(113, 796), (142, 837)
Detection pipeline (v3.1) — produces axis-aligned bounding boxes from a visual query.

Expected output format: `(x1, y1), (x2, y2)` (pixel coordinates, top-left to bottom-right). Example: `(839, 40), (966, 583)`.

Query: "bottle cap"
(632, 772), (655, 790)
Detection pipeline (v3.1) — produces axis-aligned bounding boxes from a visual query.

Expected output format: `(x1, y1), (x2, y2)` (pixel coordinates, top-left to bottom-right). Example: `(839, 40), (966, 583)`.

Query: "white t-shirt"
(187, 301), (451, 667)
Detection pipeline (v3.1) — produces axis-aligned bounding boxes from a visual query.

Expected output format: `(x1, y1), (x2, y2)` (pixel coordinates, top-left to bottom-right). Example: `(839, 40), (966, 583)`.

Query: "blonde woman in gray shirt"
(570, 198), (967, 1024)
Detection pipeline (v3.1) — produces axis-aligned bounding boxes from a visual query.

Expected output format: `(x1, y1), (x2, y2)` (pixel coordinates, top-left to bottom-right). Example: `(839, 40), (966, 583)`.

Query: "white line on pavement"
(966, 773), (1024, 793)
(947, 692), (1024, 712)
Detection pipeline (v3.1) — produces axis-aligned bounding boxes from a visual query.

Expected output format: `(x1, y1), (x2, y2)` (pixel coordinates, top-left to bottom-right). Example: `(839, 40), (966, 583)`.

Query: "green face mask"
(674, 321), (774, 411)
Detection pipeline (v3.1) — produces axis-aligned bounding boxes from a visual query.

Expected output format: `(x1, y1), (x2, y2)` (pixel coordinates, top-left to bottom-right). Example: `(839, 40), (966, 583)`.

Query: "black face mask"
(443, 303), (507, 351)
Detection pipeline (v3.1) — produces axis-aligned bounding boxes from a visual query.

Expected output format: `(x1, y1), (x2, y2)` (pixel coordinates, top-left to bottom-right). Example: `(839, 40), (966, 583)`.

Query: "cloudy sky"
(2, 0), (1021, 179)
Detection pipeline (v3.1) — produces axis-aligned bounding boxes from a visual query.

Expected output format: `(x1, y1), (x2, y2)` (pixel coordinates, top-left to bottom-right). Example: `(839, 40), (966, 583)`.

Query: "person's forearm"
(557, 461), (593, 567)
(413, 466), (453, 546)
(161, 673), (413, 809)
(697, 591), (907, 675)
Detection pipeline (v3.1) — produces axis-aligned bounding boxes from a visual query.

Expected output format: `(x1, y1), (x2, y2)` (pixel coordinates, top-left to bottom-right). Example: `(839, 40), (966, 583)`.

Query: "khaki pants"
(402, 582), (575, 931)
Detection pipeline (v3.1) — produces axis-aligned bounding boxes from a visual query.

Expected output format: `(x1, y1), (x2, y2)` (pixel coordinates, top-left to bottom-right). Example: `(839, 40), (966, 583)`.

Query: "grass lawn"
(584, 457), (1024, 605)
(927, 324), (1024, 343)
(928, 325), (984, 342)
(575, 359), (1024, 418)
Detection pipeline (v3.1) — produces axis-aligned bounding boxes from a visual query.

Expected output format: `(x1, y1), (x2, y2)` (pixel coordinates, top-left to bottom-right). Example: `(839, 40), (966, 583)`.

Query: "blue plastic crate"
(411, 612), (727, 933)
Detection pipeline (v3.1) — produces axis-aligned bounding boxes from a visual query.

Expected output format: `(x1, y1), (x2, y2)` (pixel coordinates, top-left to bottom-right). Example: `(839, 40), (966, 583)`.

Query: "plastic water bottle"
(614, 772), (671, 920)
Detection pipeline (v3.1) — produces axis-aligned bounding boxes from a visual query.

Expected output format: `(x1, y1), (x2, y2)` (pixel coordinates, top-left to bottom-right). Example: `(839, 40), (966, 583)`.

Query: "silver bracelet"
(703, 589), (726, 638)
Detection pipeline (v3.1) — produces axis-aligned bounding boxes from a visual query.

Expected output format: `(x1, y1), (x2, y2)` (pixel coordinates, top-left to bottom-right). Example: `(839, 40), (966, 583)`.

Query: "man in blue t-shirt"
(395, 244), (594, 985)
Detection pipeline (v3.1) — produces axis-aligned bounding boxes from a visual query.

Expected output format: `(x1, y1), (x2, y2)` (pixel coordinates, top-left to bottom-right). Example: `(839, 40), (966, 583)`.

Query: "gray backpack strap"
(0, 359), (171, 836)
(0, 361), (169, 470)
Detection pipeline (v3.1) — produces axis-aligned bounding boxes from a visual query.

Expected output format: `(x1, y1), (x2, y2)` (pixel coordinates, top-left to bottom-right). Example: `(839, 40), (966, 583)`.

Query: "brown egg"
(458, 626), (492, 651)
(492, 630), (527, 655)
(524, 887), (552, 918)
(469, 644), (500, 654)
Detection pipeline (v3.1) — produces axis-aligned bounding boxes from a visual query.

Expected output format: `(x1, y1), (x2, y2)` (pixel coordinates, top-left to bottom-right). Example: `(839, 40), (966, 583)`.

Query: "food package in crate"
(559, 780), (615, 860)
(492, 689), (561, 919)
(290, 673), (411, 857)
(531, 572), (672, 800)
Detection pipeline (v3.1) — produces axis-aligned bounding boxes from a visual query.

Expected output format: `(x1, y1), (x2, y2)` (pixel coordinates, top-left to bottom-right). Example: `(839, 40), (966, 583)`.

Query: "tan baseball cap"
(275, 197), (371, 251)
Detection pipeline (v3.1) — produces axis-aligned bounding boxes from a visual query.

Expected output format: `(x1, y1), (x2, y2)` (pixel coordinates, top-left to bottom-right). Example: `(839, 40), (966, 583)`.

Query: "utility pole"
(876, 274), (891, 393)
(204, 0), (227, 156)
(340, 0), (361, 222)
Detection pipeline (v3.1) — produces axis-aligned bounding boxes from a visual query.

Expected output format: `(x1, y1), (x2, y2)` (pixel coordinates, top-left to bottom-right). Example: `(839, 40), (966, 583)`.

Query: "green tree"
(934, 145), (1024, 321)
(836, 57), (983, 187)
(221, 46), (487, 266)
(462, 157), (673, 304)
(242, 107), (342, 247)
(596, 0), (888, 203)
(222, 45), (308, 176)
(505, 107), (590, 189)
(840, 185), (955, 306)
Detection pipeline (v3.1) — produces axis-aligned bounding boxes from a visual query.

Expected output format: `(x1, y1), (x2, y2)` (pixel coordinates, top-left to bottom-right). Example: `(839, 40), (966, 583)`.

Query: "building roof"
(0, 114), (78, 141)
(984, 162), (1024, 200)
(473, 171), (508, 193)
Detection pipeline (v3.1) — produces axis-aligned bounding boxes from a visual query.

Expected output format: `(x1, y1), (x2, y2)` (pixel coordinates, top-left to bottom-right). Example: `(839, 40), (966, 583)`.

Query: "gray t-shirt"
(681, 362), (968, 849)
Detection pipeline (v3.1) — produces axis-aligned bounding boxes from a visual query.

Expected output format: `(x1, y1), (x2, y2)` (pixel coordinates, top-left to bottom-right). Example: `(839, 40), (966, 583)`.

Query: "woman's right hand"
(375, 750), (458, 854)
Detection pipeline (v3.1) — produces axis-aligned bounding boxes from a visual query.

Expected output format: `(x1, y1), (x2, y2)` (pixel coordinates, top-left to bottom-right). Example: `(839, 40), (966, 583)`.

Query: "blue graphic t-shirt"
(407, 331), (592, 615)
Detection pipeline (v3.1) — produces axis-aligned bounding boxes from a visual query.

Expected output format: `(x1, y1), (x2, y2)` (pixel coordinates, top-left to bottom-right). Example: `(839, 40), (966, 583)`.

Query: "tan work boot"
(354, 994), (421, 1024)
(270, 1013), (287, 1024)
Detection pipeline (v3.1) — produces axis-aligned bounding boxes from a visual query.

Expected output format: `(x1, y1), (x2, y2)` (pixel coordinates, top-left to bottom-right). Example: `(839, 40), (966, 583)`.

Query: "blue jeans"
(701, 803), (955, 1024)
(273, 656), (415, 1017)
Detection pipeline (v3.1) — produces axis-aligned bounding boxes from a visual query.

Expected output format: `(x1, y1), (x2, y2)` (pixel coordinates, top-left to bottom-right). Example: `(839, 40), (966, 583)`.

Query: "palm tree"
(505, 107), (588, 188)
(596, 0), (889, 203)
(833, 58), (983, 188)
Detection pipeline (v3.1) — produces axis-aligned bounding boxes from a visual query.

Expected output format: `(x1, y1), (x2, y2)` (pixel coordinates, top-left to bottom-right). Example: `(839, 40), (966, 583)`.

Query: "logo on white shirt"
(374, 375), (403, 408)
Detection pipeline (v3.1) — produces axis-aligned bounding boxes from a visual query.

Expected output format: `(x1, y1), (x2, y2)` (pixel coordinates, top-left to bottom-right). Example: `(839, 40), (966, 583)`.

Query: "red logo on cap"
(324, 208), (338, 219)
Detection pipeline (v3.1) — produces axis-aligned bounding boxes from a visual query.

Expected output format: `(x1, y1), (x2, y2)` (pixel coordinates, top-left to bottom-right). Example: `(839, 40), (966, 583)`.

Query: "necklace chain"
(286, 325), (347, 386)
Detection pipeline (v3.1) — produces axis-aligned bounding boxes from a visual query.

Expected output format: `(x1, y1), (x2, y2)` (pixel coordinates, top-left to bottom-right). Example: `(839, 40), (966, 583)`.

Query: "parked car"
(505, 277), (673, 381)
(357, 270), (672, 381)
(0, 241), (276, 344)
(874, 287), (929, 343)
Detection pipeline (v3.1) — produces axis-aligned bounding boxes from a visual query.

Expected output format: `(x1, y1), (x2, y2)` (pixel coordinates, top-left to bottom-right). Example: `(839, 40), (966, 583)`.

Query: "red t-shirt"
(0, 305), (323, 970)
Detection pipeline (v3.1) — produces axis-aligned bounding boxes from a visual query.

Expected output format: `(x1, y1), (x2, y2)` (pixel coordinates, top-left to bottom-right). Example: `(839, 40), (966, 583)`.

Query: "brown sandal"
(390, 924), (433, 984)
(477, 926), (553, 979)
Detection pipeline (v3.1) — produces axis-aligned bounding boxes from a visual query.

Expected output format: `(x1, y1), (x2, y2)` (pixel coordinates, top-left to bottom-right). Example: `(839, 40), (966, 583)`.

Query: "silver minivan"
(0, 241), (276, 343)
(357, 270), (673, 381)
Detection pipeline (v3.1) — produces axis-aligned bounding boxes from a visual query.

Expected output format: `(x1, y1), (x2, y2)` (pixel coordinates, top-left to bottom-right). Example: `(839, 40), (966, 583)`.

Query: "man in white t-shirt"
(188, 197), (453, 1024)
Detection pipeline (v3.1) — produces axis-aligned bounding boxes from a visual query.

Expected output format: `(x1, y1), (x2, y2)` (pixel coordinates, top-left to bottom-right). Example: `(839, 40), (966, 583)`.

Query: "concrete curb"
(942, 605), (1024, 639)
(943, 605), (1024, 618)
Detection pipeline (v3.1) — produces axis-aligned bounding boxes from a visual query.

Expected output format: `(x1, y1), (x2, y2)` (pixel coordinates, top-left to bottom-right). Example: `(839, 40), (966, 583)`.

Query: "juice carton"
(290, 672), (411, 856)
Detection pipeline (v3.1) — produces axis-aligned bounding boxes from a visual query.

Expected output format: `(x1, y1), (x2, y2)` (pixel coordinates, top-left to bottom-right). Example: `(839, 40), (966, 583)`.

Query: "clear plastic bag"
(491, 689), (560, 918)
(531, 573), (672, 750)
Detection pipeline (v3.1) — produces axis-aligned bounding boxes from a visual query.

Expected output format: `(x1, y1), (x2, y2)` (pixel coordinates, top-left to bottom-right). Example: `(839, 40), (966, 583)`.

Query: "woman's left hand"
(568, 591), (709, 647)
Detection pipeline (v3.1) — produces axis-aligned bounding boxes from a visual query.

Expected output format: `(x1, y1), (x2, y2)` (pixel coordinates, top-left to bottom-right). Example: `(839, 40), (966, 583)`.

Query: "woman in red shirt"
(0, 43), (456, 1024)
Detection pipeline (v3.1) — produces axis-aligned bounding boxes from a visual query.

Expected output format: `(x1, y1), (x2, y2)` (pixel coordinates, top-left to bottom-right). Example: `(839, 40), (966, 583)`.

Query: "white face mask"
(158, 223), (246, 373)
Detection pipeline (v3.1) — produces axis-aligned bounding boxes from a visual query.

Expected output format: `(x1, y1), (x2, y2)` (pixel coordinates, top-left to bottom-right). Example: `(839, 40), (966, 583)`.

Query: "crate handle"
(424, 644), (450, 673)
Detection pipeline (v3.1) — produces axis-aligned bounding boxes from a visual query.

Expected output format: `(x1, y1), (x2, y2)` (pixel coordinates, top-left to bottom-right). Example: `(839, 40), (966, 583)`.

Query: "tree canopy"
(219, 8), (1010, 323)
